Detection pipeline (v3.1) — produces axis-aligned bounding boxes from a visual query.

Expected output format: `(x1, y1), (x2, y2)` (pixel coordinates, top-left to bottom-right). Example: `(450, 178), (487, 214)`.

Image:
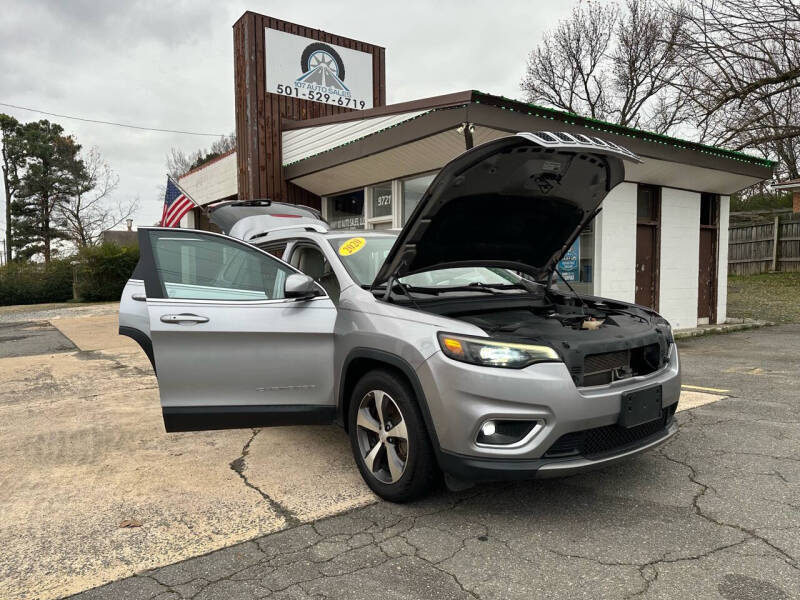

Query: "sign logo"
(557, 238), (580, 282)
(265, 29), (374, 110)
(297, 43), (349, 94)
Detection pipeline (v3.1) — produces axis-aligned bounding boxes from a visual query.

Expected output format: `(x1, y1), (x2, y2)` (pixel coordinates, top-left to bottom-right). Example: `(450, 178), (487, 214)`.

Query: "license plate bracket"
(619, 385), (663, 428)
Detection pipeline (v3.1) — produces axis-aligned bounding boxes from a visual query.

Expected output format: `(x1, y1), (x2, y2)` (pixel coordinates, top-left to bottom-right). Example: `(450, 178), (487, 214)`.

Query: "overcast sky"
(0, 0), (580, 236)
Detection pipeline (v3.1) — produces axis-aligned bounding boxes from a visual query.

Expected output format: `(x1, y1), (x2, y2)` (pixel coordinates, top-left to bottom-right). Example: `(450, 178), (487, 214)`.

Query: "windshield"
(328, 235), (523, 289)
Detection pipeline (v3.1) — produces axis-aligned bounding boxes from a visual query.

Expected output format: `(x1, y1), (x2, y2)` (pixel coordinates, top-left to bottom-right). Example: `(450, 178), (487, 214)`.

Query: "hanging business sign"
(557, 238), (580, 282)
(265, 28), (374, 110)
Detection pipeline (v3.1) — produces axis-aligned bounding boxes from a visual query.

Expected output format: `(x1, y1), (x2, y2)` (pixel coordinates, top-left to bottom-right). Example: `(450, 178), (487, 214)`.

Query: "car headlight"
(437, 332), (560, 368)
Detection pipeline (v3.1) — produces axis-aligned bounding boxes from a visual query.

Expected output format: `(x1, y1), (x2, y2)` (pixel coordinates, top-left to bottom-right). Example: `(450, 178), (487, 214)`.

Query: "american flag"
(161, 177), (197, 227)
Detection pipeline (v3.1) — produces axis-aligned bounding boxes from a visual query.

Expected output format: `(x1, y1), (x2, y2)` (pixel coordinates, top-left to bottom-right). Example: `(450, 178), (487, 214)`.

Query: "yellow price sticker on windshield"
(338, 237), (366, 256)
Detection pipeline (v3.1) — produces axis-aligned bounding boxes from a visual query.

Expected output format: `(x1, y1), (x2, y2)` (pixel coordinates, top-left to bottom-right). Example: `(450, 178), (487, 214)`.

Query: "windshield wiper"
(401, 283), (512, 296)
(365, 282), (530, 297)
(402, 282), (538, 296)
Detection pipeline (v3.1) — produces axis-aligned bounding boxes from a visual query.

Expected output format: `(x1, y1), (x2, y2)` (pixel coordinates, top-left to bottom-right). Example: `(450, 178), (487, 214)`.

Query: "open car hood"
(372, 132), (642, 287)
(208, 201), (326, 243)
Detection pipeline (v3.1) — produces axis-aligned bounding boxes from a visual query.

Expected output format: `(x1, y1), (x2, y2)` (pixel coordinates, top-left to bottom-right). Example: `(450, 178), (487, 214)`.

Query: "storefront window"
(370, 182), (393, 219)
(401, 172), (437, 224)
(327, 190), (364, 230)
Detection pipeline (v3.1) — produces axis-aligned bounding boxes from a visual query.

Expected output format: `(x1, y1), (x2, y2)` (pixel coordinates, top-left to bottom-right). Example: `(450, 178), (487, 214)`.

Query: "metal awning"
(281, 91), (773, 198)
(282, 109), (432, 166)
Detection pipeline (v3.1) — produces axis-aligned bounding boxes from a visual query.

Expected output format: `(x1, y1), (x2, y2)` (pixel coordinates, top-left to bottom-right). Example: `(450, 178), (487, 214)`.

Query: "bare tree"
(166, 147), (194, 179)
(523, 0), (800, 189)
(522, 0), (688, 134)
(662, 0), (800, 135)
(166, 133), (236, 179)
(56, 147), (138, 247)
(160, 133), (236, 208)
(670, 0), (800, 149)
(523, 3), (616, 120)
(609, 1), (689, 130)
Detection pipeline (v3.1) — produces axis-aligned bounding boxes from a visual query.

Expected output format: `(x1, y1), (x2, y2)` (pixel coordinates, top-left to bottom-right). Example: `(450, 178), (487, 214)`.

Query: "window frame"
(141, 227), (329, 304)
(400, 170), (439, 226)
(323, 188), (366, 231)
(365, 181), (394, 229)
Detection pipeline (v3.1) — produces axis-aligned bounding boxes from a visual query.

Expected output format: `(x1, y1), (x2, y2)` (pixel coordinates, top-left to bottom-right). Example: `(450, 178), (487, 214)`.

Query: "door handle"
(131, 293), (146, 302)
(160, 313), (210, 324)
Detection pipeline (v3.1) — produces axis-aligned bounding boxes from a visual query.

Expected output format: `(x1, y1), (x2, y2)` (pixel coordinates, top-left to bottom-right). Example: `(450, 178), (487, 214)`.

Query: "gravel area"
(0, 302), (119, 323)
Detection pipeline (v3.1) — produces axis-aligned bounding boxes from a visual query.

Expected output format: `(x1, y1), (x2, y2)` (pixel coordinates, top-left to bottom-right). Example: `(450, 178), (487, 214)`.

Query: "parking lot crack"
(658, 447), (799, 570)
(230, 428), (301, 527)
(729, 450), (800, 463)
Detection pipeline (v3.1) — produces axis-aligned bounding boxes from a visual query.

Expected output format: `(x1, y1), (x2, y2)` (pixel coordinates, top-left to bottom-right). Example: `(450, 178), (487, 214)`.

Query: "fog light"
(476, 420), (542, 447)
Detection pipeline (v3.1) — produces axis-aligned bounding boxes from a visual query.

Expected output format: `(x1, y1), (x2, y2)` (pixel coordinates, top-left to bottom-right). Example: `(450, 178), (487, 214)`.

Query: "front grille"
(585, 350), (629, 374)
(543, 404), (676, 459)
(581, 344), (662, 386)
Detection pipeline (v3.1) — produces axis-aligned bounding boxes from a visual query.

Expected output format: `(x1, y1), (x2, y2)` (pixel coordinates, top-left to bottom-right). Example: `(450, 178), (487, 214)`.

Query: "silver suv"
(120, 133), (680, 501)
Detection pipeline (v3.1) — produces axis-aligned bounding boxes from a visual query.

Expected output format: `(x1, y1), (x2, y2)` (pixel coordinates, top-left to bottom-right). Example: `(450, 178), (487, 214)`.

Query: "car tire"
(348, 369), (439, 502)
(300, 42), (346, 81)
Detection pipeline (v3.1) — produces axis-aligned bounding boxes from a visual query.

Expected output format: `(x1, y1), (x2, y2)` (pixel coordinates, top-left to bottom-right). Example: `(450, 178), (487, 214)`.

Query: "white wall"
(659, 188), (701, 329)
(179, 210), (196, 229)
(716, 195), (730, 324)
(177, 152), (237, 228)
(594, 182), (637, 303)
(178, 152), (238, 207)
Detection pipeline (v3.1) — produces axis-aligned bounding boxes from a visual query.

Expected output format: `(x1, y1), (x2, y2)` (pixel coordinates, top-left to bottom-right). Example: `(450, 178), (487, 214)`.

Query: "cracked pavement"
(58, 324), (800, 600)
(0, 305), (374, 600)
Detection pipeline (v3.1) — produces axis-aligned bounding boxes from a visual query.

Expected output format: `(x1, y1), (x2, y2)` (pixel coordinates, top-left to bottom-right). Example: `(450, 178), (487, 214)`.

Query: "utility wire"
(0, 101), (225, 137)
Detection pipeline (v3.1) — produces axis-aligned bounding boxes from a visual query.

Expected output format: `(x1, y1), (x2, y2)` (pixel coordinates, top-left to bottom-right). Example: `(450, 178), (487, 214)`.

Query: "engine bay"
(413, 289), (673, 387)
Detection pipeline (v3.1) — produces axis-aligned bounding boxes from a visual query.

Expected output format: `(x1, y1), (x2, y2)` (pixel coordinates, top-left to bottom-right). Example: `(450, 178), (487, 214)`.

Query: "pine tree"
(10, 120), (89, 263)
(0, 114), (22, 263)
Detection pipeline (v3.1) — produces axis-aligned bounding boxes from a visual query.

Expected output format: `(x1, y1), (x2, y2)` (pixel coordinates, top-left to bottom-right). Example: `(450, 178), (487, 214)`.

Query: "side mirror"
(284, 273), (321, 299)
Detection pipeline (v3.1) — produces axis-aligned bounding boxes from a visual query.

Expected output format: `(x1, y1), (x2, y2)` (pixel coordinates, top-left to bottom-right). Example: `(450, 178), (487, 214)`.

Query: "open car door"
(136, 227), (336, 431)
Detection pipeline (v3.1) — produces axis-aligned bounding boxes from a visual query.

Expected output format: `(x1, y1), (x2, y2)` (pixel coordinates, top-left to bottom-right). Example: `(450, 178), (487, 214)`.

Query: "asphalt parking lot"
(1, 304), (798, 600)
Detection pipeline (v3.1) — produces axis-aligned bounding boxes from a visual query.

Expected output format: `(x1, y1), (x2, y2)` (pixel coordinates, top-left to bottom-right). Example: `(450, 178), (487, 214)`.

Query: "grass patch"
(727, 272), (800, 324)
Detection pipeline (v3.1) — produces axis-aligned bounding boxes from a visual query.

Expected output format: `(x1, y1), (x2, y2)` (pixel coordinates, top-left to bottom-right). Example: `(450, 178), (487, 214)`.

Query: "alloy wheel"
(355, 389), (409, 484)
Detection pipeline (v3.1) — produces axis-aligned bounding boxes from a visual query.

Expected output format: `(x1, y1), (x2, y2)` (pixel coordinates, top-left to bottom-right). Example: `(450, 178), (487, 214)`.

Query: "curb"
(674, 320), (773, 340)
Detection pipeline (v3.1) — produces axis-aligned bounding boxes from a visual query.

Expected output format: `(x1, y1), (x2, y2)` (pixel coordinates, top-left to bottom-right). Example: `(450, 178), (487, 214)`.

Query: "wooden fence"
(728, 216), (800, 275)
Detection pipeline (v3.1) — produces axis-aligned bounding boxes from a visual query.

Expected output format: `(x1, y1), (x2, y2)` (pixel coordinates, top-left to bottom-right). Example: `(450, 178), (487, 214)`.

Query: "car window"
(289, 243), (340, 301)
(330, 236), (393, 285)
(261, 242), (287, 259)
(149, 230), (293, 300)
(401, 267), (518, 287)
(328, 235), (520, 288)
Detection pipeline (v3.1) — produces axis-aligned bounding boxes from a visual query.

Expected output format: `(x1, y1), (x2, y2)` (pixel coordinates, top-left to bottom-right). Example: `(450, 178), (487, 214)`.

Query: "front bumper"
(416, 343), (680, 480)
(437, 420), (677, 481)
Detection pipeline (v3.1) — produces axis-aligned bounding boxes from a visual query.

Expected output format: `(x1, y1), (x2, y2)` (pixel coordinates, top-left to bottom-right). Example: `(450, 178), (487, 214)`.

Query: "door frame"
(136, 227), (338, 432)
(698, 193), (720, 323)
(636, 184), (661, 311)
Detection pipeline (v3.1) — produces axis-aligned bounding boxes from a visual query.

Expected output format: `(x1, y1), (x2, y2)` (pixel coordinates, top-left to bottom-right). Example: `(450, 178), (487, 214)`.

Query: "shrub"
(74, 243), (139, 302)
(0, 259), (74, 306)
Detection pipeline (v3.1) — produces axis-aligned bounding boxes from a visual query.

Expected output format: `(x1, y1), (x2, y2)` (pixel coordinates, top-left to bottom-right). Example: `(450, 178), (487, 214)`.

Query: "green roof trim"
(472, 91), (776, 168)
(284, 91), (775, 170)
